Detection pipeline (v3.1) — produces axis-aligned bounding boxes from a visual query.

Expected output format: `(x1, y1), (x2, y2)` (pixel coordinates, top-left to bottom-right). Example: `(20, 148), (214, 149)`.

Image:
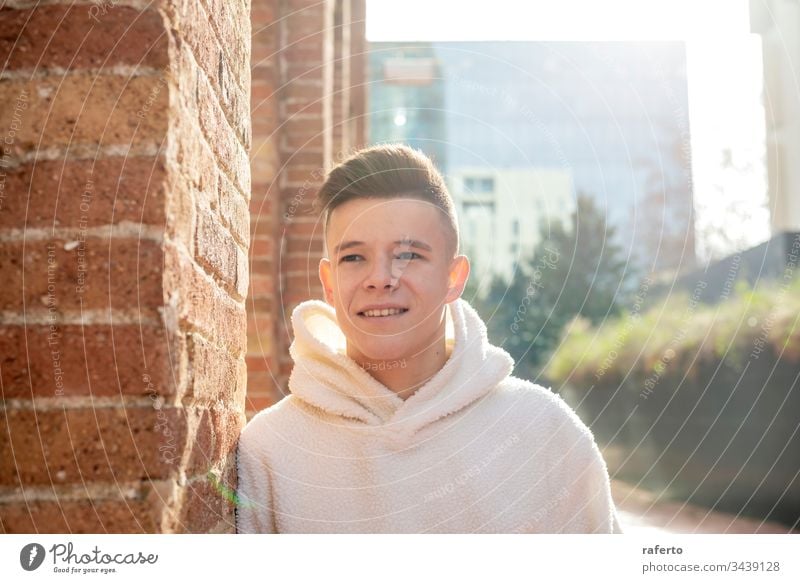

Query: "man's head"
(315, 144), (470, 363)
(316, 144), (460, 259)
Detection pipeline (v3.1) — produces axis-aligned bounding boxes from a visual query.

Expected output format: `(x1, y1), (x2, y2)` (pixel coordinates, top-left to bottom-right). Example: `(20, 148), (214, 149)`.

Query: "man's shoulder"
(239, 395), (307, 449)
(494, 375), (572, 410)
(492, 376), (596, 445)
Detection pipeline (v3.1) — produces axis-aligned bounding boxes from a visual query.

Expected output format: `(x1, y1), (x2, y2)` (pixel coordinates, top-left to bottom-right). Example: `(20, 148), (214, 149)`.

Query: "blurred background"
(365, 0), (799, 533)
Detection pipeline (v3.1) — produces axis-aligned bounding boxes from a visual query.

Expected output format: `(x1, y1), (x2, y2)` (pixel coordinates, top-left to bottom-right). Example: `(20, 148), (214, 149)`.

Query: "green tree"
(481, 194), (632, 381)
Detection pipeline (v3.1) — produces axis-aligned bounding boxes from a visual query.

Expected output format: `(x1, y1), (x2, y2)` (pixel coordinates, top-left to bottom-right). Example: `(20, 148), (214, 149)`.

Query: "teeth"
(362, 308), (405, 317)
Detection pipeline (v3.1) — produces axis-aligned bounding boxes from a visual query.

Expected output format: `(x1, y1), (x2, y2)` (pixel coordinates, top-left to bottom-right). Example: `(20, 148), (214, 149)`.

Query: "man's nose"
(364, 256), (400, 290)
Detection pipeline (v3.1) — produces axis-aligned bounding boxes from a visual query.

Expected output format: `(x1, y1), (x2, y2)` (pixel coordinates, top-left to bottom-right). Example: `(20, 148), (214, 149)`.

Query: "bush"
(546, 276), (800, 385)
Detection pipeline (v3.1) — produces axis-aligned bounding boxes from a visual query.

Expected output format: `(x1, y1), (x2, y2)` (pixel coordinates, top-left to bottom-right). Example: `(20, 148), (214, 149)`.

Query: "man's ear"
(319, 257), (335, 306)
(444, 255), (470, 303)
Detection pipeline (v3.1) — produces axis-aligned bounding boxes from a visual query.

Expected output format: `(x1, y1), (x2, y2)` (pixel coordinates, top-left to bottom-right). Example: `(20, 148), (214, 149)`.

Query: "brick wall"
(247, 0), (367, 418)
(0, 0), (251, 533)
(248, 0), (283, 414)
(0, 0), (367, 532)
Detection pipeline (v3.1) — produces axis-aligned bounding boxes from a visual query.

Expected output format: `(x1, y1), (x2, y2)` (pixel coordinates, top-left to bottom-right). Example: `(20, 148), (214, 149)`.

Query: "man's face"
(319, 197), (469, 363)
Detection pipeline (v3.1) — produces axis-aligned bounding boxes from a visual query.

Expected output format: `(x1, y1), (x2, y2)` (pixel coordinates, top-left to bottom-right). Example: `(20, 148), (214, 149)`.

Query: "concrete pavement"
(611, 480), (796, 534)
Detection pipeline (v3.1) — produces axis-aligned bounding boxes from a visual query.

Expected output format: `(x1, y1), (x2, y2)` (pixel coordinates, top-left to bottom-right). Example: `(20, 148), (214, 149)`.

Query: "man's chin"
(347, 342), (410, 368)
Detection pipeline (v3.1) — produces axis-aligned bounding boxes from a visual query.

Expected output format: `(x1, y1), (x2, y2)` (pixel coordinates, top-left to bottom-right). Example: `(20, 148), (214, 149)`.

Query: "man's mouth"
(357, 308), (409, 318)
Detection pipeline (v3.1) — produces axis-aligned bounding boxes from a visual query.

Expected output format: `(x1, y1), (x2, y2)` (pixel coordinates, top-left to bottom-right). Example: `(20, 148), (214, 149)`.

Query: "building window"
(464, 176), (495, 193)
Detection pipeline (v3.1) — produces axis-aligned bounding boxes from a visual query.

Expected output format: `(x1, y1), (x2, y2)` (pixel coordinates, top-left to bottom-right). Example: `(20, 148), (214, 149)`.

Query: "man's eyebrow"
(333, 240), (365, 255)
(332, 239), (433, 254)
(395, 239), (433, 252)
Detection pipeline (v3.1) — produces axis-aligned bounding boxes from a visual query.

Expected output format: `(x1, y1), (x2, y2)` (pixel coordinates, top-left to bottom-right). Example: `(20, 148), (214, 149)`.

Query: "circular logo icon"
(20, 543), (46, 571)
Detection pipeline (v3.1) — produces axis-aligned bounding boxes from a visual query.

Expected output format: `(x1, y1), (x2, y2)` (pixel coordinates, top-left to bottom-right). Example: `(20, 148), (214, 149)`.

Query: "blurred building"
(369, 41), (696, 277)
(368, 43), (447, 169)
(750, 0), (800, 234)
(447, 167), (573, 283)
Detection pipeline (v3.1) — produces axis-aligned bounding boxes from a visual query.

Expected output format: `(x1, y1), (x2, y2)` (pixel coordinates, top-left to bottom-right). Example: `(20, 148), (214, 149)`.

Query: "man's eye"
(395, 252), (421, 260)
(340, 254), (362, 262)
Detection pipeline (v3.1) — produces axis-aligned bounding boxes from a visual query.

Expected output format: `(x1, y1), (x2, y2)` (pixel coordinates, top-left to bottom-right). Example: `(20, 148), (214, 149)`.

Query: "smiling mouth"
(357, 308), (409, 318)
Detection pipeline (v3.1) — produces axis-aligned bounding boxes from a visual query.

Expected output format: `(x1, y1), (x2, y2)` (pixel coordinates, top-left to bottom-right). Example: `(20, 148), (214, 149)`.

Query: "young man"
(236, 144), (623, 533)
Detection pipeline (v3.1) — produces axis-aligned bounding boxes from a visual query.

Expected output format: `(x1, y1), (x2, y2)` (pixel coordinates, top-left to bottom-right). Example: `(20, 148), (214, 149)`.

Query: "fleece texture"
(236, 297), (623, 533)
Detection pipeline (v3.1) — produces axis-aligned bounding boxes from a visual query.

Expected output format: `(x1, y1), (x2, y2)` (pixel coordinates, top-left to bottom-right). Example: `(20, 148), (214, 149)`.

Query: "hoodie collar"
(286, 297), (515, 441)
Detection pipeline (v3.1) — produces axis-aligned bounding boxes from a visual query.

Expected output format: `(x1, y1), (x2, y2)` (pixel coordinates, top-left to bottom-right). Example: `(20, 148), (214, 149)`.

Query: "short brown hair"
(315, 143), (460, 259)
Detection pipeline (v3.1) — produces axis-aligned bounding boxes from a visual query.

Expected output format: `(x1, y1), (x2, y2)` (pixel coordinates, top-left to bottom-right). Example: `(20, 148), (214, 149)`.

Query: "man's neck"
(348, 333), (452, 401)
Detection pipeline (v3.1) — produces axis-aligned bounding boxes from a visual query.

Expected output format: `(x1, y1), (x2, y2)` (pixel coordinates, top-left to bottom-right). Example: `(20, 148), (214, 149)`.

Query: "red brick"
(1, 157), (168, 230)
(251, 112), (278, 135)
(219, 174), (251, 248)
(251, 213), (280, 239)
(181, 2), (223, 88)
(278, 358), (295, 376)
(246, 354), (272, 372)
(249, 188), (275, 211)
(251, 105), (277, 127)
(163, 244), (247, 356)
(0, 324), (183, 400)
(196, 72), (250, 196)
(247, 311), (274, 335)
(282, 149), (326, 167)
(286, 60), (326, 83)
(179, 6), (250, 146)
(177, 475), (233, 533)
(251, 2), (277, 25)
(283, 255), (316, 274)
(200, 0), (250, 91)
(249, 236), (273, 257)
(248, 296), (275, 313)
(250, 218), (274, 239)
(195, 206), (239, 292)
(173, 114), (220, 208)
(287, 235), (323, 255)
(248, 375), (281, 400)
(0, 237), (163, 312)
(287, 0), (330, 9)
(249, 274), (275, 296)
(284, 129), (325, 150)
(246, 371), (285, 403)
(250, 204), (277, 232)
(283, 38), (327, 63)
(282, 191), (319, 218)
(0, 75), (168, 153)
(285, 218), (323, 237)
(251, 65), (279, 91)
(185, 334), (247, 407)
(251, 79), (278, 101)
(245, 394), (278, 413)
(285, 164), (325, 184)
(283, 98), (323, 116)
(250, 159), (279, 186)
(0, 0), (259, 537)
(283, 282), (323, 304)
(282, 81), (326, 103)
(0, 491), (162, 533)
(287, 7), (329, 30)
(1, 407), (187, 487)
(211, 406), (244, 465)
(185, 408), (214, 476)
(0, 5), (169, 71)
(247, 324), (274, 356)
(252, 37), (278, 64)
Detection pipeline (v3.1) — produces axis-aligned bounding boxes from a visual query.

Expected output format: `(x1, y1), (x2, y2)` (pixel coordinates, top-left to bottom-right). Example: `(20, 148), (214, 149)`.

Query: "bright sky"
(366, 0), (770, 262)
(366, 0), (751, 41)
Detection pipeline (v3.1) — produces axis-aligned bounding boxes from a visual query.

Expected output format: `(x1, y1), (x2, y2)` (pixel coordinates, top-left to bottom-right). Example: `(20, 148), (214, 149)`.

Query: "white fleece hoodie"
(236, 297), (623, 533)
